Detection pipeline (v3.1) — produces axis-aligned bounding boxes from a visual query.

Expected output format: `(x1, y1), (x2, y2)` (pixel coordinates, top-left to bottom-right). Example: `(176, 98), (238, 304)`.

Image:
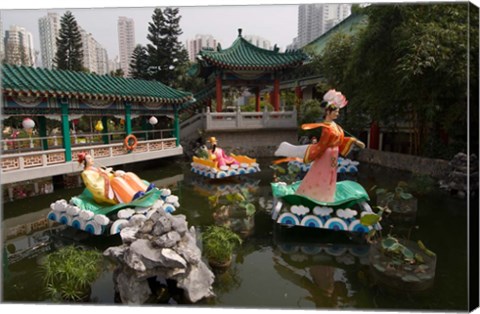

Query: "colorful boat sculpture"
(47, 186), (179, 236)
(271, 180), (381, 234)
(275, 156), (359, 174)
(191, 154), (260, 179)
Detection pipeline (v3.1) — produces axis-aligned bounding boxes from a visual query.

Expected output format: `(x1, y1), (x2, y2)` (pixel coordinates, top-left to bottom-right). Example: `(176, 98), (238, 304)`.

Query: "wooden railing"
(205, 110), (297, 130)
(179, 109), (298, 139)
(1, 138), (178, 173)
(1, 129), (175, 155)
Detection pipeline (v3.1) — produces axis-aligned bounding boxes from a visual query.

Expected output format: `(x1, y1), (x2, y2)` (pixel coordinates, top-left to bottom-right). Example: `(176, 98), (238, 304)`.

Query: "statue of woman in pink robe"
(275, 90), (365, 203)
(208, 137), (239, 168)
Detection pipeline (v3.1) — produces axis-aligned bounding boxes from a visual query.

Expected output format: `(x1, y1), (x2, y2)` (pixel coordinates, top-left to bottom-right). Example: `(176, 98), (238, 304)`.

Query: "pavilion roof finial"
(238, 28), (243, 37)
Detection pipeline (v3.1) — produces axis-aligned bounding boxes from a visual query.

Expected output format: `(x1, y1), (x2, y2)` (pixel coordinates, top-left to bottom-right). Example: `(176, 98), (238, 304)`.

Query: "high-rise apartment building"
(117, 16), (135, 77)
(96, 46), (109, 75)
(79, 27), (109, 74)
(4, 25), (36, 66)
(38, 12), (60, 69)
(244, 35), (272, 50)
(0, 16), (5, 62)
(296, 3), (351, 48)
(186, 34), (217, 62)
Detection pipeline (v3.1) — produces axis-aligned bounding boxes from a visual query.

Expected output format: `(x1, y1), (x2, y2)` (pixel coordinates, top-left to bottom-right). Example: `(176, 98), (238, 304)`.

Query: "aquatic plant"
(40, 245), (104, 301)
(202, 225), (242, 268)
(209, 188), (256, 216)
(374, 181), (414, 203)
(270, 162), (303, 184)
(361, 210), (437, 292)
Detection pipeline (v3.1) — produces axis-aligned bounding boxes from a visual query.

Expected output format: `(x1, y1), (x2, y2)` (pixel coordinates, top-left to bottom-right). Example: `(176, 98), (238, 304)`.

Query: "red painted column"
(255, 87), (261, 112)
(216, 75), (223, 112)
(273, 78), (280, 111)
(295, 85), (303, 106)
(369, 121), (380, 150)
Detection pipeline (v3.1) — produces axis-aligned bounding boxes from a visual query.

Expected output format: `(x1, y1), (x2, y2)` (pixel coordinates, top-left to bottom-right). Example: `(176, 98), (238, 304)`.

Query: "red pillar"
(216, 75), (223, 112)
(273, 78), (280, 111)
(255, 87), (261, 112)
(295, 85), (303, 106)
(369, 121), (380, 150)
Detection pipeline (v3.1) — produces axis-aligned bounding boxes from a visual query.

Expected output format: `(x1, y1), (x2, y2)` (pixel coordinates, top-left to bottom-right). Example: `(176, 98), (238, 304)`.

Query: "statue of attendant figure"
(275, 89), (365, 203)
(207, 137), (239, 168)
(78, 152), (154, 205)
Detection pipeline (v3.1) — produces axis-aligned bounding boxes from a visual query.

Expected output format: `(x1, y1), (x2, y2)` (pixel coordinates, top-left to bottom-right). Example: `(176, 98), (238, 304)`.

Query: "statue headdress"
(322, 89), (348, 110)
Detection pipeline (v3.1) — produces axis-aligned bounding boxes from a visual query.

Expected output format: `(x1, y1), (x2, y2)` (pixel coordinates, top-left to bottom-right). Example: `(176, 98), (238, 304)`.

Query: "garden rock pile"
(439, 152), (478, 198)
(103, 200), (215, 304)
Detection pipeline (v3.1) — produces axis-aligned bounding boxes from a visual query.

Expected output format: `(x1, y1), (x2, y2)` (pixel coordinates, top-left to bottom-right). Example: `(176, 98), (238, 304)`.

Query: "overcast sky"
(1, 1), (302, 65)
(0, 0), (470, 67)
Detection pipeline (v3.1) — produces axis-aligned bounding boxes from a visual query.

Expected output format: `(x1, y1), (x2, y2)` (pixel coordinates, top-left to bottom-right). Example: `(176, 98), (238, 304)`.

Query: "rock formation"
(103, 199), (215, 304)
(439, 153), (479, 198)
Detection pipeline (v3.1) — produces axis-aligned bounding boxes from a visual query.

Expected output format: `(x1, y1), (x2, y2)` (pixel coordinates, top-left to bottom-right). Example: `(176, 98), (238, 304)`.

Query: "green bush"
(202, 226), (242, 264)
(41, 245), (104, 301)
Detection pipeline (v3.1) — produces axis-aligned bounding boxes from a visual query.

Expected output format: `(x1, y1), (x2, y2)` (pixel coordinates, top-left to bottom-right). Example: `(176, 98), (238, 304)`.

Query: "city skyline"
(1, 4), (299, 68)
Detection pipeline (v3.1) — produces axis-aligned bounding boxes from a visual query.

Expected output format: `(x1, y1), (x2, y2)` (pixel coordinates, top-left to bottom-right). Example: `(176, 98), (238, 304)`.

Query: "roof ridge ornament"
(238, 28), (242, 37)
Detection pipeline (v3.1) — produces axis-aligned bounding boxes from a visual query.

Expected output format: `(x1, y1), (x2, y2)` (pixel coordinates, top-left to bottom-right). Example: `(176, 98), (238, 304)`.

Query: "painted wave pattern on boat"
(47, 188), (179, 236)
(191, 162), (261, 179)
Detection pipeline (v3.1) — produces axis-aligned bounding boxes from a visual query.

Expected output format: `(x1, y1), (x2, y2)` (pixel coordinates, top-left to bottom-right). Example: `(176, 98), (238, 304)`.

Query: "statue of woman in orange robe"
(275, 89), (365, 203)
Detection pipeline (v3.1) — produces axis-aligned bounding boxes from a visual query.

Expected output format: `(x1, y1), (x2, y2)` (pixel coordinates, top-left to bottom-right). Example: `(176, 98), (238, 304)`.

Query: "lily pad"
(381, 237), (399, 250)
(245, 203), (256, 216)
(361, 213), (381, 226)
(373, 263), (386, 272)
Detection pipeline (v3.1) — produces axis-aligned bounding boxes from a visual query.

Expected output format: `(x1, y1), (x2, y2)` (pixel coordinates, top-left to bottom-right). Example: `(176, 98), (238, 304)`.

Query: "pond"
(1, 157), (469, 311)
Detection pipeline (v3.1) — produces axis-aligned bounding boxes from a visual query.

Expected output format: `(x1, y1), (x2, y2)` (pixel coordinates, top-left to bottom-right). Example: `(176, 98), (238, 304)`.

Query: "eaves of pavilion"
(1, 64), (195, 160)
(189, 29), (309, 112)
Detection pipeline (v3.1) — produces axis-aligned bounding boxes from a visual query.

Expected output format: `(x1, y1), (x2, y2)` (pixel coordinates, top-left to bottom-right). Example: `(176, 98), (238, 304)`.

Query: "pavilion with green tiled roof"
(2, 64), (193, 108)
(190, 29), (308, 112)
(1, 64), (195, 161)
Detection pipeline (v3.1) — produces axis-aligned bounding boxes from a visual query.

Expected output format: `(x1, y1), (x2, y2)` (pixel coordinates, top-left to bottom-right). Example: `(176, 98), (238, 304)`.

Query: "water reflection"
(1, 158), (470, 310)
(272, 227), (371, 308)
(188, 175), (261, 239)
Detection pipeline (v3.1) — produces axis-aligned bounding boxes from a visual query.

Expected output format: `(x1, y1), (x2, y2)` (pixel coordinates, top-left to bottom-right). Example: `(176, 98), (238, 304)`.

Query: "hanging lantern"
(120, 119), (125, 125)
(72, 119), (79, 126)
(95, 120), (104, 132)
(22, 118), (35, 137)
(148, 116), (158, 126)
(22, 118), (35, 130)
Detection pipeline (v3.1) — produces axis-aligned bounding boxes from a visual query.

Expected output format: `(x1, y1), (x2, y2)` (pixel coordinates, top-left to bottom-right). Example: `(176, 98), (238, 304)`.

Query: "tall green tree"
(340, 4), (474, 157)
(129, 44), (149, 79)
(54, 11), (84, 71)
(146, 7), (188, 87)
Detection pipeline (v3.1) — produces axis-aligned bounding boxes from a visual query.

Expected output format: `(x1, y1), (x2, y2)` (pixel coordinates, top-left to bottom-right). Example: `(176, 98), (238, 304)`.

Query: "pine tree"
(146, 7), (188, 86)
(129, 45), (149, 79)
(54, 11), (84, 71)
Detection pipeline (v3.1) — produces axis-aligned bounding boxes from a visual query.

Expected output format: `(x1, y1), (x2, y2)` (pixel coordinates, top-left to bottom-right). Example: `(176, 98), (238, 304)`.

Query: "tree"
(54, 11), (84, 71)
(146, 7), (189, 86)
(129, 45), (149, 79)
(338, 4), (474, 157)
(109, 69), (124, 77)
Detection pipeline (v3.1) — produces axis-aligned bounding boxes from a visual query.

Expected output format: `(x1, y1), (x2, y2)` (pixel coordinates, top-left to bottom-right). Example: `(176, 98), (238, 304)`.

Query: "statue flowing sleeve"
(338, 125), (357, 157)
(303, 125), (333, 164)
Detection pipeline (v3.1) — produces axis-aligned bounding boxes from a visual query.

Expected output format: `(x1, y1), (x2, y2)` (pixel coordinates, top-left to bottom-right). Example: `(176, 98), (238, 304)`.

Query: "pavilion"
(189, 29), (309, 112)
(1, 64), (194, 184)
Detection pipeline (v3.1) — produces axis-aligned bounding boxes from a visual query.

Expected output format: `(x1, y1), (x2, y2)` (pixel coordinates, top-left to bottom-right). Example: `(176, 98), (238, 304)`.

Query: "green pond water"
(1, 157), (469, 310)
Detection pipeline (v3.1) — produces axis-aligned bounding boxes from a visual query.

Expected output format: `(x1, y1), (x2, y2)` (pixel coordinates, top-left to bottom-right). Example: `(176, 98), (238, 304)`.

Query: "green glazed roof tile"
(198, 31), (308, 70)
(1, 64), (193, 104)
